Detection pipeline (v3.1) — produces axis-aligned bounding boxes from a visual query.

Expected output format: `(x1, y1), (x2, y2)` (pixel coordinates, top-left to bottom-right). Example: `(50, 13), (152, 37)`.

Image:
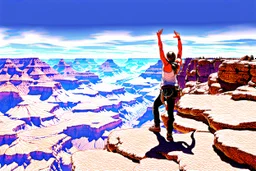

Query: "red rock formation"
(214, 129), (256, 170)
(176, 94), (256, 131)
(249, 61), (256, 86)
(186, 58), (198, 82)
(177, 58), (192, 89)
(182, 81), (209, 95)
(208, 73), (223, 94)
(183, 58), (226, 87)
(218, 60), (255, 91)
(239, 55), (254, 61)
(231, 85), (256, 101)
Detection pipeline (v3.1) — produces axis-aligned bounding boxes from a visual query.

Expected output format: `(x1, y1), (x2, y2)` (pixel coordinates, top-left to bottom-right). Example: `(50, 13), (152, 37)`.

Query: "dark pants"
(152, 91), (175, 134)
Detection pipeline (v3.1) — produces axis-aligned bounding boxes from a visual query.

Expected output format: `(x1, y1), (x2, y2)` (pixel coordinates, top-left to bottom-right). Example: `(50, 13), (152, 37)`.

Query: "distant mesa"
(53, 59), (77, 75)
(53, 78), (80, 90)
(74, 58), (98, 65)
(74, 71), (101, 84)
(54, 59), (101, 87)
(72, 58), (98, 72)
(28, 81), (62, 100)
(122, 77), (155, 91)
(10, 71), (34, 83)
(140, 60), (162, 81)
(70, 84), (99, 97)
(72, 97), (122, 113)
(99, 59), (122, 76)
(0, 115), (25, 146)
(28, 82), (80, 108)
(6, 102), (56, 127)
(126, 58), (149, 65)
(90, 83), (125, 96)
(0, 59), (23, 81)
(46, 89), (80, 108)
(0, 81), (24, 113)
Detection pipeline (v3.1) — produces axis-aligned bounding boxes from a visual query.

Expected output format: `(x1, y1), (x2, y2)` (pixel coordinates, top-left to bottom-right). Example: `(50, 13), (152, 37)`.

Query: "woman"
(149, 29), (182, 141)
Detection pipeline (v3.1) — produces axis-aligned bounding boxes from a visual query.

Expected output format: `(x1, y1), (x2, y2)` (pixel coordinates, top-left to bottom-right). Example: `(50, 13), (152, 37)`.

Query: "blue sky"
(0, 0), (255, 58)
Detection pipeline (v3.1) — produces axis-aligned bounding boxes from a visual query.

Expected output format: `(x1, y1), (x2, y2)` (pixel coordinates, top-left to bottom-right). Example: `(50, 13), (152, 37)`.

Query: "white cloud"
(0, 25), (255, 59)
(181, 26), (256, 44)
(90, 30), (156, 42)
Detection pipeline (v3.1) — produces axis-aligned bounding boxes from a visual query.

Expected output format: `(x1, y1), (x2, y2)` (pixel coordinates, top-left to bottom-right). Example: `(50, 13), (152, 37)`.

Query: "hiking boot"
(149, 125), (161, 133)
(167, 133), (173, 141)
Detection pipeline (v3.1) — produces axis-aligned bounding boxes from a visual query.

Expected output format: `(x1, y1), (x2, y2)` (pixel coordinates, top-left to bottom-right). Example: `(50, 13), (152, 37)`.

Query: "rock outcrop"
(179, 58), (256, 96)
(106, 128), (250, 170)
(214, 129), (256, 170)
(177, 58), (193, 89)
(176, 94), (256, 131)
(232, 85), (256, 101)
(72, 150), (138, 171)
(161, 113), (209, 133)
(218, 60), (256, 91)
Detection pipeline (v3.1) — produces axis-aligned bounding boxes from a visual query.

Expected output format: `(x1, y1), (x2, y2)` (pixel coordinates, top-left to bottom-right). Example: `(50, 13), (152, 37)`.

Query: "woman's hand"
(157, 29), (163, 37)
(173, 30), (180, 39)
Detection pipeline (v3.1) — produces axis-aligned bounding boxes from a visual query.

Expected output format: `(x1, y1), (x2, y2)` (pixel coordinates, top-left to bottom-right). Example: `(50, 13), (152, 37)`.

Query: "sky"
(0, 0), (255, 59)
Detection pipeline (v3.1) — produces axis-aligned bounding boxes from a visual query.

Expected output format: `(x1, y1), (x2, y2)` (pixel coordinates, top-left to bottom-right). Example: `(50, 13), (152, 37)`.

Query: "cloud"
(0, 25), (255, 59)
(90, 30), (156, 43)
(181, 26), (256, 44)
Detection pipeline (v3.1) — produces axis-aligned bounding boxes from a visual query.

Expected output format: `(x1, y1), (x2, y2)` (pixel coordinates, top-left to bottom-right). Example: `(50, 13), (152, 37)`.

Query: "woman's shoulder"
(163, 64), (173, 73)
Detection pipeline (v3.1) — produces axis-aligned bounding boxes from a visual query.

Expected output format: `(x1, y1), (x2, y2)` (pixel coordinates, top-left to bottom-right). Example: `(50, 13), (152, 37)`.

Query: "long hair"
(166, 51), (178, 74)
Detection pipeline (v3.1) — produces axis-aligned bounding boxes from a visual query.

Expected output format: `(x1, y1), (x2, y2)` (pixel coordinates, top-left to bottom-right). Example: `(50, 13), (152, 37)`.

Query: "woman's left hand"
(173, 30), (180, 39)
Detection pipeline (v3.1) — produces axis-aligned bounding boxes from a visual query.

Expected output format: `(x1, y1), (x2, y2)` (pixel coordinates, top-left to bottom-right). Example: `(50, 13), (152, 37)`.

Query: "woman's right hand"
(157, 29), (163, 37)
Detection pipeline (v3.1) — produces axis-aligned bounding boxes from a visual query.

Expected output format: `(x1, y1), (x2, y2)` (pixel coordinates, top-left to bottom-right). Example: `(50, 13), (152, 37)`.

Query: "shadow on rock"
(145, 131), (196, 160)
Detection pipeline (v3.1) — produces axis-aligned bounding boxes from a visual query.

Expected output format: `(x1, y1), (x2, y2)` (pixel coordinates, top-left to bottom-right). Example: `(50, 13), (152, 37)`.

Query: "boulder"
(161, 113), (209, 133)
(176, 94), (256, 131)
(218, 60), (251, 90)
(107, 128), (250, 170)
(214, 129), (256, 170)
(232, 85), (256, 101)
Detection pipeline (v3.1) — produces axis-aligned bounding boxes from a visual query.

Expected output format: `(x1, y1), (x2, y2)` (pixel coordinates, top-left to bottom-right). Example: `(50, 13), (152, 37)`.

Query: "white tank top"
(161, 68), (177, 86)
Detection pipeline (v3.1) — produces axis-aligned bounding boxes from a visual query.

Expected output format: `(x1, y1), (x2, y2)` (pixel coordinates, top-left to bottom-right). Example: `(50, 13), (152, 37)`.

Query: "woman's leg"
(152, 91), (163, 127)
(166, 97), (175, 134)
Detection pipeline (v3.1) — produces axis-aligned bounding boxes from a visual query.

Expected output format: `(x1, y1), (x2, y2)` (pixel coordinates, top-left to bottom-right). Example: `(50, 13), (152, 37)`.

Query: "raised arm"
(157, 29), (168, 65)
(174, 30), (183, 71)
(174, 30), (182, 59)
